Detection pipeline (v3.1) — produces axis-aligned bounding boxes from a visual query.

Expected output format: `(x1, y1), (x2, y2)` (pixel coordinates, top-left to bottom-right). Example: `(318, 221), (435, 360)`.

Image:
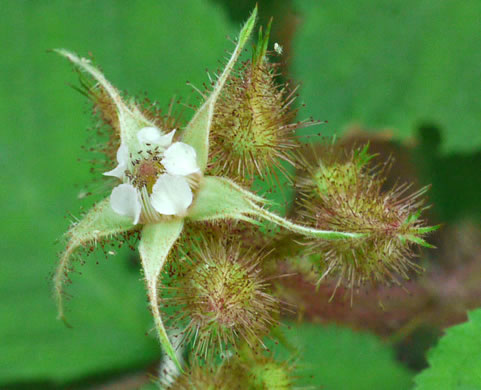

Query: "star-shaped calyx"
(54, 8), (364, 370)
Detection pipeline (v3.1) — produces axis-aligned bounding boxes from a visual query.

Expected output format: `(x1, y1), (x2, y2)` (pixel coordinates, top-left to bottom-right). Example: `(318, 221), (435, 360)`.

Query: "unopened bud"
(171, 241), (279, 358)
(295, 143), (437, 293)
(208, 22), (316, 184)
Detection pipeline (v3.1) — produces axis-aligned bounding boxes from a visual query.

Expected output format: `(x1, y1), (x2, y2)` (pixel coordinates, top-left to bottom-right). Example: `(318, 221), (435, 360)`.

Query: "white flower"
(106, 127), (200, 223)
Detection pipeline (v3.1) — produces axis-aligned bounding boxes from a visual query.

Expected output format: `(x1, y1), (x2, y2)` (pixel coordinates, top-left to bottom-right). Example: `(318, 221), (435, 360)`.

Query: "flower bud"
(164, 354), (294, 390)
(207, 22), (317, 185)
(249, 360), (293, 390)
(163, 360), (246, 390)
(170, 241), (279, 358)
(294, 143), (437, 293)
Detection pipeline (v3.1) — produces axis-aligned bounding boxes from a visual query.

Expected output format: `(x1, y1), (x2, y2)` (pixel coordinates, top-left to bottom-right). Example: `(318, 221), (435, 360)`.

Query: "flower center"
(130, 157), (165, 193)
(107, 134), (202, 224)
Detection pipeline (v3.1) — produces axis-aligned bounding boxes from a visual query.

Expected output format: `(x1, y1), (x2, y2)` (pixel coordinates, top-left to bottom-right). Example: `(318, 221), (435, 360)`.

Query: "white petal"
(150, 174), (193, 216)
(103, 164), (125, 179)
(162, 142), (200, 176)
(110, 183), (142, 224)
(116, 143), (130, 164)
(103, 143), (129, 178)
(137, 127), (176, 148)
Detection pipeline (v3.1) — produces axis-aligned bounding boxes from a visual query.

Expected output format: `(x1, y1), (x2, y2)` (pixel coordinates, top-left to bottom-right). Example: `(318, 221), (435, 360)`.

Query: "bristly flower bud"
(294, 142), (438, 295)
(168, 240), (279, 358)
(163, 352), (294, 390)
(164, 360), (247, 390)
(207, 20), (318, 185)
(249, 360), (293, 390)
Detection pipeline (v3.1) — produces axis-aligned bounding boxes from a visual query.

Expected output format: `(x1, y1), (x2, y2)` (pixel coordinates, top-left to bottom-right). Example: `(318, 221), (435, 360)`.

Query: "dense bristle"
(207, 54), (317, 186)
(164, 359), (247, 390)
(294, 142), (434, 295)
(163, 348), (295, 390)
(165, 240), (279, 359)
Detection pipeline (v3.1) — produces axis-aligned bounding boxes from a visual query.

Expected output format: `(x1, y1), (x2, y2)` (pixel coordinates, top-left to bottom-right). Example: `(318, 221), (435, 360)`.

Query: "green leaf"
(138, 220), (184, 370)
(293, 0), (481, 154)
(182, 6), (257, 172)
(54, 198), (134, 323)
(415, 308), (481, 389)
(271, 323), (413, 389)
(0, 0), (234, 385)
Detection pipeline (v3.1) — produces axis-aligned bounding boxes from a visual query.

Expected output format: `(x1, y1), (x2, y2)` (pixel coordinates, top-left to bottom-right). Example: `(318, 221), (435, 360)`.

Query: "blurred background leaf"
(292, 0), (481, 154)
(414, 308), (481, 389)
(271, 323), (414, 389)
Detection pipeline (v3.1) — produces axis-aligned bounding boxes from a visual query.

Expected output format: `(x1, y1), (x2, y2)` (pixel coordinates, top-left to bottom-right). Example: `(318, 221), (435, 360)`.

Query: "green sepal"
(54, 198), (134, 324)
(255, 206), (366, 240)
(414, 225), (441, 234)
(138, 219), (184, 371)
(354, 142), (376, 168)
(253, 17), (272, 65)
(187, 176), (263, 222)
(54, 49), (157, 153)
(400, 234), (436, 248)
(181, 6), (258, 172)
(188, 177), (364, 240)
(403, 209), (422, 225)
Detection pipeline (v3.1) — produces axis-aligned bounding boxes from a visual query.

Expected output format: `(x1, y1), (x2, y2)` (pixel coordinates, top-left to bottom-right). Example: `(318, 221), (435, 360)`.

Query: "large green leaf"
(414, 308), (481, 389)
(0, 0), (234, 385)
(271, 323), (413, 389)
(292, 0), (481, 154)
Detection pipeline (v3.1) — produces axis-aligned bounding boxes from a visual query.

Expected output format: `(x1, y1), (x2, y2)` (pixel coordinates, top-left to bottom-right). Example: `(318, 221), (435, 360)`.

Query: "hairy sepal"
(188, 176), (364, 241)
(54, 49), (157, 153)
(187, 176), (263, 223)
(138, 220), (184, 371)
(181, 6), (258, 172)
(54, 198), (134, 324)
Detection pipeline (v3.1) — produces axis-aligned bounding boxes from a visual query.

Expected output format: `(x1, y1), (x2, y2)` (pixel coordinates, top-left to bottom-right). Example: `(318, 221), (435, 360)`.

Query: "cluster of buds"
(53, 6), (437, 385)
